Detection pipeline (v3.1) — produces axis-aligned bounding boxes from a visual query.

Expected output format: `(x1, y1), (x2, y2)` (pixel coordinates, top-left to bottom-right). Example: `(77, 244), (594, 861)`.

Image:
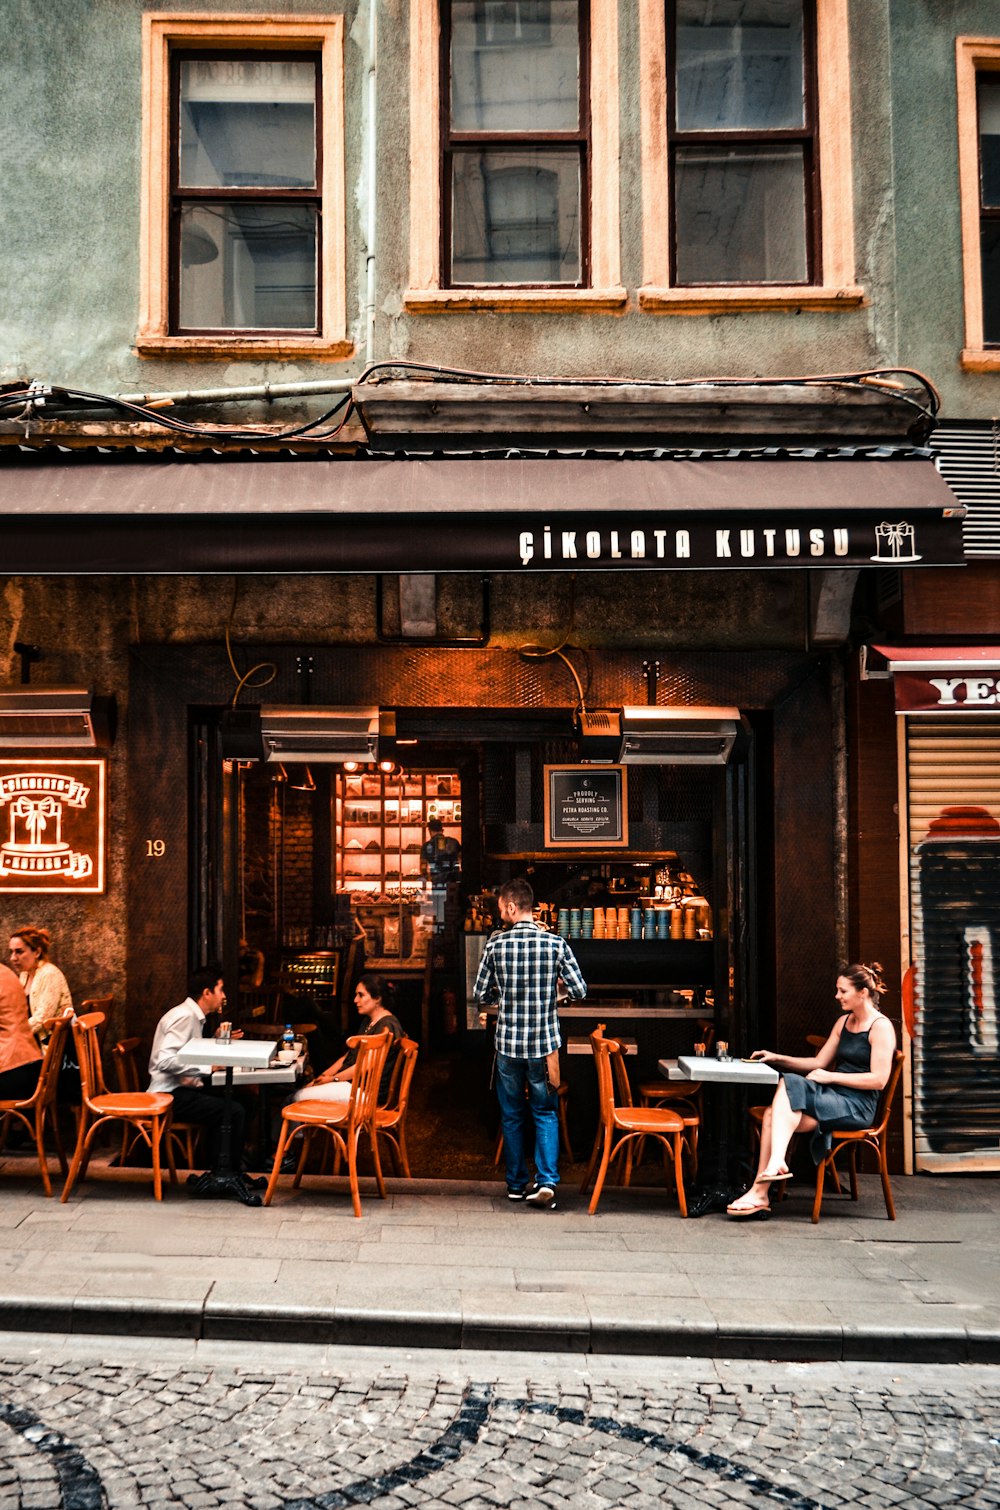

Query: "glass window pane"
(983, 222), (1000, 344)
(674, 145), (807, 283)
(450, 1), (580, 132)
(178, 58), (317, 188)
(979, 77), (1000, 207)
(451, 149), (580, 282)
(676, 0), (805, 131)
(178, 203), (317, 329)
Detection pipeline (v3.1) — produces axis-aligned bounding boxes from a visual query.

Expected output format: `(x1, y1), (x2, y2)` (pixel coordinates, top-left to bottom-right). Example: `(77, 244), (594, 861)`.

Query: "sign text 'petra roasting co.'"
(0, 761), (106, 893)
(894, 671), (1000, 713)
(544, 766), (628, 849)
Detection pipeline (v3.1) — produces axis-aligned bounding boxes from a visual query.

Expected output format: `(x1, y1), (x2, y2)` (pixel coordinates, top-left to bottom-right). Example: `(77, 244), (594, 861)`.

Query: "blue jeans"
(496, 1053), (560, 1190)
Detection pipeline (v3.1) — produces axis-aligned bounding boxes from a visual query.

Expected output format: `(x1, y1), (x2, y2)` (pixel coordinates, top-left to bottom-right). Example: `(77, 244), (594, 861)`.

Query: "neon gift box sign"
(0, 761), (106, 893)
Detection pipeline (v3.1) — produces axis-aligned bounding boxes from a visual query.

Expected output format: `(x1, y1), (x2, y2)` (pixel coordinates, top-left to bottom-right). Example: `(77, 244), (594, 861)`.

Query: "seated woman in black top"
(292, 973), (403, 1106)
(727, 962), (896, 1220)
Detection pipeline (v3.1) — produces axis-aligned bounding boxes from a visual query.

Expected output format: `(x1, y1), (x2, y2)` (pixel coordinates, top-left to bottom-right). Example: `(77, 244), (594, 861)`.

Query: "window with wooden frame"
(407, 0), (625, 312)
(139, 15), (349, 359)
(957, 39), (1000, 369)
(638, 0), (862, 313)
(669, 0), (818, 287)
(444, 1), (589, 288)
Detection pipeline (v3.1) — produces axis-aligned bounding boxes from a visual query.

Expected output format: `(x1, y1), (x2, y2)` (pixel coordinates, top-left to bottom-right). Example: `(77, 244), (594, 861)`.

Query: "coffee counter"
(565, 939), (714, 988)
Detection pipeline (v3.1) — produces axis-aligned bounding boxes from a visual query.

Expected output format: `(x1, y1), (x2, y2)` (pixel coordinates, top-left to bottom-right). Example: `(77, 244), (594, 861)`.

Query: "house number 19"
(145, 840), (166, 857)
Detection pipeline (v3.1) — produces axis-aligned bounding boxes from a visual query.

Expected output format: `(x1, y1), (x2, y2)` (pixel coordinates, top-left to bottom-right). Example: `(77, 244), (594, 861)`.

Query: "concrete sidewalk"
(0, 1158), (997, 1364)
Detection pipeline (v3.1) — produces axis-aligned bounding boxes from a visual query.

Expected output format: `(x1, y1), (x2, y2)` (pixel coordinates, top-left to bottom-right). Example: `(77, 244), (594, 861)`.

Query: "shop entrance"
(195, 716), (761, 1183)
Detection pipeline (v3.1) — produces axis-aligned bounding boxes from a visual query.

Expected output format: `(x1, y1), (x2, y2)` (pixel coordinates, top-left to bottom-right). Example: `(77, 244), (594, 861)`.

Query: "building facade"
(0, 0), (997, 1173)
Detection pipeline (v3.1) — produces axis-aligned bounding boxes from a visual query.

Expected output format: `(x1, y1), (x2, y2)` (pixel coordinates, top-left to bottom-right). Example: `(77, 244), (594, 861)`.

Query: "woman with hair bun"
(292, 972), (403, 1106)
(727, 963), (897, 1220)
(8, 927), (73, 1037)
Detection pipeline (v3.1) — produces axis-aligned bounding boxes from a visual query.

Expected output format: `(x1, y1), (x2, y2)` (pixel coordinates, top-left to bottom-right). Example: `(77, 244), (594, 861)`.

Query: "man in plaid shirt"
(474, 878), (586, 1207)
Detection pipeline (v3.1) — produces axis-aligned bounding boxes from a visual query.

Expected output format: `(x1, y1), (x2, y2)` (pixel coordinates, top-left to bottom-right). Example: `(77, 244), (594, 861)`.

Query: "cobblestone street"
(0, 1336), (997, 1510)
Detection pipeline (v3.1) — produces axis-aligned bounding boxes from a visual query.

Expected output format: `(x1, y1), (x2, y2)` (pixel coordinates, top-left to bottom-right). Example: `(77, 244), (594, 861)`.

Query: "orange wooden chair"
(0, 1013), (71, 1197)
(637, 1019), (712, 1150)
(374, 1036), (419, 1178)
(61, 1013), (177, 1202)
(112, 1037), (202, 1170)
(581, 1027), (688, 1217)
(811, 1050), (905, 1223)
(263, 1028), (391, 1217)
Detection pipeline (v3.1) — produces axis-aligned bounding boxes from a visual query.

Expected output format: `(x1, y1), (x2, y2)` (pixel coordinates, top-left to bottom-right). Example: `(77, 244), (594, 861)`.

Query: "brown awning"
(0, 454), (965, 573)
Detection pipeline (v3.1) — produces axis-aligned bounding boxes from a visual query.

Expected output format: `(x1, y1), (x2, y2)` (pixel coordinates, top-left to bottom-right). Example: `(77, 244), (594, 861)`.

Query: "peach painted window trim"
(405, 0), (626, 314)
(957, 38), (1000, 371)
(138, 13), (351, 360)
(637, 0), (864, 314)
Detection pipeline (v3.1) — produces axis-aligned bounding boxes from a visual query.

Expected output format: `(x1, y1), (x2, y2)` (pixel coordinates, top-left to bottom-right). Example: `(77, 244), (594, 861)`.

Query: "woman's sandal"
(726, 1196), (771, 1221)
(759, 1166), (793, 1182)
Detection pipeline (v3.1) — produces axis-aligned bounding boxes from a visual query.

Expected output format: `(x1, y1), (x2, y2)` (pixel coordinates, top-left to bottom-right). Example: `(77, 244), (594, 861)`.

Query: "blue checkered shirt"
(473, 921), (587, 1058)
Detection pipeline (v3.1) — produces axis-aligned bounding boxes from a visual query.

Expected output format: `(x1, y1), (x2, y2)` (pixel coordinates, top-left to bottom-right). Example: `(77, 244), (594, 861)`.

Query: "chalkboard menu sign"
(544, 765), (628, 849)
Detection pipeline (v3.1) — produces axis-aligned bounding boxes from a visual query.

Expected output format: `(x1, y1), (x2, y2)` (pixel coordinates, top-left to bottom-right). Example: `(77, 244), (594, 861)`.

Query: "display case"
(336, 769), (462, 970)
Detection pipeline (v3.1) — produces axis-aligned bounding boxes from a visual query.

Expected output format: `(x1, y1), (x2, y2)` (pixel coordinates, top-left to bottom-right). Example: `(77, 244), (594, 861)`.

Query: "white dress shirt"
(148, 998), (211, 1093)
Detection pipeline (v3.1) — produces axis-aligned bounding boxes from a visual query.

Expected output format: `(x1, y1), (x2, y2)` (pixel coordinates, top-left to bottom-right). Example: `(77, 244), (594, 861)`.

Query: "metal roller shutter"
(907, 718), (1000, 1171)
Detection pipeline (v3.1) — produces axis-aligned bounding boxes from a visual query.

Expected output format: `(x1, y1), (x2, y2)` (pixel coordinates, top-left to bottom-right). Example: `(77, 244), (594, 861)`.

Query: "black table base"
(183, 1063), (264, 1206)
(186, 1168), (263, 1207)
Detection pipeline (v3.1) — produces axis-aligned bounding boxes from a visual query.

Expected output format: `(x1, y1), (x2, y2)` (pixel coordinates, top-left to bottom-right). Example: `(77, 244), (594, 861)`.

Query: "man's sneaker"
(506, 1185), (528, 1201)
(524, 1183), (557, 1208)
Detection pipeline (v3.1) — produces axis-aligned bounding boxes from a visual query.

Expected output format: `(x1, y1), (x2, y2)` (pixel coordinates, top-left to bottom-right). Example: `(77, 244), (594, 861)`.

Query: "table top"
(175, 1038), (277, 1071)
(676, 1054), (779, 1085)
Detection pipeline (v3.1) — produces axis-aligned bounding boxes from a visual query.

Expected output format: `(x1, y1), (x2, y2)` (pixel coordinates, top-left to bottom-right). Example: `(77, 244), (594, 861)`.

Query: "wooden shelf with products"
(336, 769), (462, 968)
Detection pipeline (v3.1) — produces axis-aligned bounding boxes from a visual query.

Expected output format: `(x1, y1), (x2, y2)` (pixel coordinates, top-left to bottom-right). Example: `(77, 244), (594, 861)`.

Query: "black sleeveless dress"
(781, 1014), (881, 1162)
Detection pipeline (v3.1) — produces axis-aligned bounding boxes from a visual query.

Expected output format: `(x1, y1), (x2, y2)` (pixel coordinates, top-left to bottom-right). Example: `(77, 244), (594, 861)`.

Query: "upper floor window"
(171, 52), (321, 333)
(139, 14), (348, 360)
(957, 39), (1000, 368)
(639, 0), (861, 312)
(977, 74), (1000, 345)
(443, 1), (588, 287)
(407, 0), (624, 312)
(669, 0), (817, 285)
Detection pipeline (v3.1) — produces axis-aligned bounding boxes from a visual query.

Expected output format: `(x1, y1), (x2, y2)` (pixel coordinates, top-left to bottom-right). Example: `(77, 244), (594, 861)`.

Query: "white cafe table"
(175, 1038), (278, 1206)
(209, 1054), (301, 1088)
(661, 1056), (780, 1185)
(675, 1054), (779, 1086)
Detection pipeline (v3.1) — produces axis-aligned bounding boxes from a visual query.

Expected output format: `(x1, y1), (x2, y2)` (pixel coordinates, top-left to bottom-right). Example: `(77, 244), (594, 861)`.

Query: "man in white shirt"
(148, 967), (247, 1172)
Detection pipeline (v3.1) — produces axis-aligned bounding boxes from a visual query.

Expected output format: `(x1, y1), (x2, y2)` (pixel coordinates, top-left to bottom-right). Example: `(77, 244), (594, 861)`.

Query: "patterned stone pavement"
(0, 1337), (997, 1510)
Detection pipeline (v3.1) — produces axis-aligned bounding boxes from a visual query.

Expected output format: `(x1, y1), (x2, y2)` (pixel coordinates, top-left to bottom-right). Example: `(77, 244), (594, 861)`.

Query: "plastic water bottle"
(282, 1023), (295, 1054)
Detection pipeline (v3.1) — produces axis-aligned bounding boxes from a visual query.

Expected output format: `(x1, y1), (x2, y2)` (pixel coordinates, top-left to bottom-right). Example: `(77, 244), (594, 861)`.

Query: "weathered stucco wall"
(890, 0), (1000, 418)
(2, 0), (971, 405)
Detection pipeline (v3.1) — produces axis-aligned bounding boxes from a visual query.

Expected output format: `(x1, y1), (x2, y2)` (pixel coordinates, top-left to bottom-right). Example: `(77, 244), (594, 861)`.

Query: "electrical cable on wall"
(517, 574), (592, 715)
(0, 364), (941, 449)
(225, 579), (276, 708)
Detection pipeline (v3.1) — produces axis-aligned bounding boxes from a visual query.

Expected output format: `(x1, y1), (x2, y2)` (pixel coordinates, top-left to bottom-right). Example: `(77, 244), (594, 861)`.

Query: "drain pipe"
(116, 377), (356, 406)
(364, 0), (378, 365)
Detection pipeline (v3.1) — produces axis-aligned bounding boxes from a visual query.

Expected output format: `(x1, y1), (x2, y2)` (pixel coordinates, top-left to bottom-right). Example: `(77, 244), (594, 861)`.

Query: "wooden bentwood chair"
(61, 1013), (177, 1202)
(581, 1027), (689, 1217)
(264, 1028), (391, 1217)
(811, 1050), (905, 1224)
(374, 1036), (419, 1178)
(112, 1037), (203, 1170)
(0, 1013), (72, 1196)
